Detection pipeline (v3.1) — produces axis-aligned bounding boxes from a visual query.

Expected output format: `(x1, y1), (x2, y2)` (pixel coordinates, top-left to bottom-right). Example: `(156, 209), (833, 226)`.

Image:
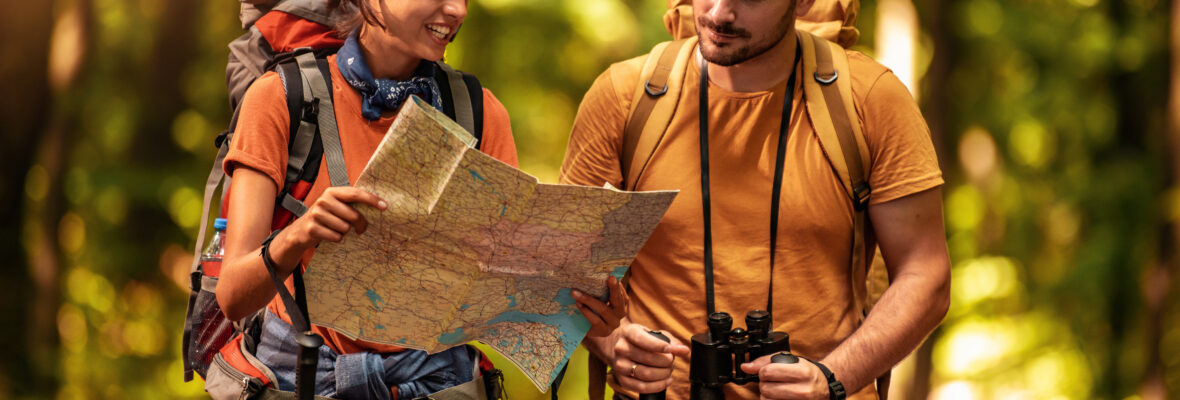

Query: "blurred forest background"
(0, 0), (1177, 398)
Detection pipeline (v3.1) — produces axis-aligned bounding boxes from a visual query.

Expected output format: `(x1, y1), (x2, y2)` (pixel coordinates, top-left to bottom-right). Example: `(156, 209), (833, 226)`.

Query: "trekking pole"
(296, 331), (323, 400)
(639, 330), (671, 400)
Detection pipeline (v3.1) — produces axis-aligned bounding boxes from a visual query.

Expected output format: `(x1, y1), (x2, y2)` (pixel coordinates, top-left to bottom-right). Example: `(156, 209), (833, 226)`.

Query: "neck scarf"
(336, 35), (443, 120)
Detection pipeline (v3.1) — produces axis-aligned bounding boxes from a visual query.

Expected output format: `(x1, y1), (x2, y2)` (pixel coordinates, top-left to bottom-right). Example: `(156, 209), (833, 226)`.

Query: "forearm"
(217, 225), (309, 320)
(820, 267), (949, 393)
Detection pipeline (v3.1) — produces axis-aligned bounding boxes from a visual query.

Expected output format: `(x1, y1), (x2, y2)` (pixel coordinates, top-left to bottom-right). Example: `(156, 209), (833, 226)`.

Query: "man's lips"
(707, 28), (742, 43)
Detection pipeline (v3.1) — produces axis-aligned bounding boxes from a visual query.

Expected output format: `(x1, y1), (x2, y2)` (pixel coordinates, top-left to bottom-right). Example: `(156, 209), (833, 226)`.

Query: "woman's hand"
(572, 275), (628, 338)
(219, 168), (388, 320)
(284, 186), (388, 250)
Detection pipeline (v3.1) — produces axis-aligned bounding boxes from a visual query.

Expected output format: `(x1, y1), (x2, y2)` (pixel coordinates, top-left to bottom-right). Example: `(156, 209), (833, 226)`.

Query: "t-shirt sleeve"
(558, 65), (633, 187)
(478, 88), (519, 168)
(223, 71), (290, 192)
(859, 69), (944, 204)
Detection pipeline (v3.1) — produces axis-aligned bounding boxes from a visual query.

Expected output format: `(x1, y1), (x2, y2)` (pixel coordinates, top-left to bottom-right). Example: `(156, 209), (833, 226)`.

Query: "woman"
(217, 0), (517, 398)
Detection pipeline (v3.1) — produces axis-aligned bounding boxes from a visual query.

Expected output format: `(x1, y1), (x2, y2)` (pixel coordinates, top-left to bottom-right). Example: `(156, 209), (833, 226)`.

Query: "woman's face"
(364, 0), (467, 62)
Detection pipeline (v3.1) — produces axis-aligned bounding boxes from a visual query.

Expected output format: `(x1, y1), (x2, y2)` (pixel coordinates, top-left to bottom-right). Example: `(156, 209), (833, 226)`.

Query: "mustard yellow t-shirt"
(560, 45), (942, 400)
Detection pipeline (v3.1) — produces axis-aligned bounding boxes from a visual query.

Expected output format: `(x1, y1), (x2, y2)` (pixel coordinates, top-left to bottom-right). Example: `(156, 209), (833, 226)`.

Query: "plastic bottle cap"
(214, 218), (228, 231)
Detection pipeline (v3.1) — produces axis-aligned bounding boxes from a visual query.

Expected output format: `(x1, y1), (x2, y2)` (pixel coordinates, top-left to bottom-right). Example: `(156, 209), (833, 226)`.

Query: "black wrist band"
(260, 229), (283, 272)
(804, 358), (846, 400)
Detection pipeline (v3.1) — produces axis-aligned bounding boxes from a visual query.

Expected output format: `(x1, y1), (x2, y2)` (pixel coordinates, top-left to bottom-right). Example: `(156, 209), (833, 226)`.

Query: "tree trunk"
(0, 1), (57, 396)
(1142, 1), (1180, 398)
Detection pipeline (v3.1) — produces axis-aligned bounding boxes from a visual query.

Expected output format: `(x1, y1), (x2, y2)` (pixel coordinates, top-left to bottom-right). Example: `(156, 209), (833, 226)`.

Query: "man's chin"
(700, 45), (747, 67)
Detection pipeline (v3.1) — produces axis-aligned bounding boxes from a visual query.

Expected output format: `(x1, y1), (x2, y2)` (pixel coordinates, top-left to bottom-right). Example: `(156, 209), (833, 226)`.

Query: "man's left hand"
(740, 355), (829, 400)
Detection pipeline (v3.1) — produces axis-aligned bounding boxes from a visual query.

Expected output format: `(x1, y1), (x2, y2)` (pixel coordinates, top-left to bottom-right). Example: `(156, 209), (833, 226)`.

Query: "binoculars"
(688, 310), (793, 399)
(638, 310), (798, 400)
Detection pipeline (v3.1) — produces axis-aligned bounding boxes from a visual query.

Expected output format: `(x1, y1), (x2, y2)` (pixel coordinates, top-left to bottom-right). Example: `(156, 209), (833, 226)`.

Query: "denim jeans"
(256, 311), (474, 399)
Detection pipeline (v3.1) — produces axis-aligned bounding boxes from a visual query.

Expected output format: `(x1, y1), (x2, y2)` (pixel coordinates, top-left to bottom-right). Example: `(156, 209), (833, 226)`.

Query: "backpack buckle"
(301, 98), (319, 123)
(214, 130), (231, 148)
(853, 183), (871, 211)
(644, 80), (668, 97)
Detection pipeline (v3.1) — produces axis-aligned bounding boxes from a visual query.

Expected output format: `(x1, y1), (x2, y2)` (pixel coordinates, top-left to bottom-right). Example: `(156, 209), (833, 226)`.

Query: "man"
(563, 0), (950, 399)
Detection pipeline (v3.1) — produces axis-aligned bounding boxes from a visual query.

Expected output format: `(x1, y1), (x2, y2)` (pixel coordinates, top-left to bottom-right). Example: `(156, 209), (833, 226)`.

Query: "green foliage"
(18, 0), (1177, 399)
(928, 0), (1174, 398)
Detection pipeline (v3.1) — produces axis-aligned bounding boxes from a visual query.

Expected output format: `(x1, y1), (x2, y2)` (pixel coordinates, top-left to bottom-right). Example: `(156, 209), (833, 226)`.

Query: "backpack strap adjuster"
(814, 70), (838, 85)
(301, 98), (319, 123)
(852, 183), (871, 211)
(644, 80), (668, 96)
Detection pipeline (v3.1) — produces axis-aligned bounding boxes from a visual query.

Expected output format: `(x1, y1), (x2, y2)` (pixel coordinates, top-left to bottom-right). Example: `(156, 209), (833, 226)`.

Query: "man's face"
(694, 0), (795, 66)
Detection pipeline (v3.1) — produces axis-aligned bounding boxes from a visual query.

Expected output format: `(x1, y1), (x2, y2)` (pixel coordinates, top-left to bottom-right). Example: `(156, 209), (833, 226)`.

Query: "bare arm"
(216, 167), (387, 320)
(820, 186), (951, 392)
(745, 187), (950, 398)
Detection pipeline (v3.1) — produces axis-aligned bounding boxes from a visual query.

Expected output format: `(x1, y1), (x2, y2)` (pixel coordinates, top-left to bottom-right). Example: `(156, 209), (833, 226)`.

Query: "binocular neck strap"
(697, 44), (800, 318)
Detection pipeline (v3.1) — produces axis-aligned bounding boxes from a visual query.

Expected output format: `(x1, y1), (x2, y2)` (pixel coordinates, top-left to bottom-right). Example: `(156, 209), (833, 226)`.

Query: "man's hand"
(610, 324), (691, 394)
(741, 355), (829, 400)
(572, 276), (628, 338)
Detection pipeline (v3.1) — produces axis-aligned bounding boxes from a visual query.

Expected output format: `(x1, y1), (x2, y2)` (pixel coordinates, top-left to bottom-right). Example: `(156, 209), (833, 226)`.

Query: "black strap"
(261, 229), (312, 333)
(698, 54), (715, 316)
(799, 357), (847, 400)
(698, 43), (800, 319)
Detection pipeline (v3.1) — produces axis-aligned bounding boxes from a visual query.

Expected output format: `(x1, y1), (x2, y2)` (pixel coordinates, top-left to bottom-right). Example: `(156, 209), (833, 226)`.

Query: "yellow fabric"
(663, 0), (860, 47)
(559, 45), (942, 399)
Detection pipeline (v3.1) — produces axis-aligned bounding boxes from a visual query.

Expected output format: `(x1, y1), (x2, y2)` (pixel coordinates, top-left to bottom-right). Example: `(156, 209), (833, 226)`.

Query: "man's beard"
(697, 15), (791, 67)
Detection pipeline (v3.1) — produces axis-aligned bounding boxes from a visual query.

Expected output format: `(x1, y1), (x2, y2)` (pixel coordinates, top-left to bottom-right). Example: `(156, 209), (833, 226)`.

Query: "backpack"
(587, 1), (893, 398)
(181, 1), (500, 398)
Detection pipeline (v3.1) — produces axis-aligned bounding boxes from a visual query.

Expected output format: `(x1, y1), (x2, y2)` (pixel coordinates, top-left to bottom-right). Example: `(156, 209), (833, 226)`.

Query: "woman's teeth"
(427, 25), (451, 40)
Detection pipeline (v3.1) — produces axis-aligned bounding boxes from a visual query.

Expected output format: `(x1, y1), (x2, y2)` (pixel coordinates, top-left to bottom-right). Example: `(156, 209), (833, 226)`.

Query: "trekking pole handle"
(296, 331), (323, 400)
(638, 330), (671, 400)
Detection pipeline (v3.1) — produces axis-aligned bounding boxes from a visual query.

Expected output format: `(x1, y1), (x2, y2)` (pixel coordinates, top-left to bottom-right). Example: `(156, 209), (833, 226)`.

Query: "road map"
(304, 96), (677, 391)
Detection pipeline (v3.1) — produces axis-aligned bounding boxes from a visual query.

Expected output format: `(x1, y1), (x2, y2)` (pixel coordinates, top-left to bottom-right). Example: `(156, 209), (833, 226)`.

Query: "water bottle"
(200, 218), (227, 277)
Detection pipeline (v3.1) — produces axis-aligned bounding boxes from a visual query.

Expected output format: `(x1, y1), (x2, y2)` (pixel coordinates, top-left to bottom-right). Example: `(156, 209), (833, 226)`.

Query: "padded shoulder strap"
(799, 30), (870, 208)
(435, 61), (484, 147)
(621, 37), (697, 190)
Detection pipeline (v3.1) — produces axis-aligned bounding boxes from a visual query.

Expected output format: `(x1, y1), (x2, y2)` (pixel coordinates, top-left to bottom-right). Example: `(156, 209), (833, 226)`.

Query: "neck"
(358, 26), (418, 80)
(705, 28), (797, 93)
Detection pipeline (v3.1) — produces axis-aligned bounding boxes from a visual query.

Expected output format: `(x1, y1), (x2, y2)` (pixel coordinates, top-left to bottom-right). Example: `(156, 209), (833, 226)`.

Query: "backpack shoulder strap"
(621, 37), (697, 190)
(799, 30), (870, 208)
(435, 61), (484, 147)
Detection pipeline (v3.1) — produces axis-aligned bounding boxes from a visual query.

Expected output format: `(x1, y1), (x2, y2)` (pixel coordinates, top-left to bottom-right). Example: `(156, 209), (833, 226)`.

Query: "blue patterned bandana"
(337, 35), (443, 120)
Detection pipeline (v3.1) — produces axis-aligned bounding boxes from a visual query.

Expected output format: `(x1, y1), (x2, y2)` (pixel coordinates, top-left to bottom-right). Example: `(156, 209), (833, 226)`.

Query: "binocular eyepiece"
(688, 310), (793, 400)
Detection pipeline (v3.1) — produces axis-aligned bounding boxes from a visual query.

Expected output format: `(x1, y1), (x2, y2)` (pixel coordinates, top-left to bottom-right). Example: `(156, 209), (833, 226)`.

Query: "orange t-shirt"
(560, 45), (942, 399)
(225, 54), (518, 355)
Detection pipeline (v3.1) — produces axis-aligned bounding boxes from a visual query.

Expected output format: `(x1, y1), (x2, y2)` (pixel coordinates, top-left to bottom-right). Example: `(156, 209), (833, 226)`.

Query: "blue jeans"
(256, 311), (474, 399)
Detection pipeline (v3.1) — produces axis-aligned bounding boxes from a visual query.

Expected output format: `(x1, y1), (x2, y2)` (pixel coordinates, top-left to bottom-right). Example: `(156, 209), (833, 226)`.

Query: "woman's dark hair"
(328, 0), (385, 35)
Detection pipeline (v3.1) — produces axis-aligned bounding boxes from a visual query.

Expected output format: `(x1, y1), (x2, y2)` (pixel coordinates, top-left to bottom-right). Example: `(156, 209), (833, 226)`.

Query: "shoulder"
(606, 53), (649, 92)
(843, 49), (899, 107)
(240, 70), (288, 112)
(477, 88), (519, 167)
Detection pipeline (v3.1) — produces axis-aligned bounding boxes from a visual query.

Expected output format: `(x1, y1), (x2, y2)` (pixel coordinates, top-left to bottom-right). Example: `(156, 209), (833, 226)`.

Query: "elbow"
(929, 264), (951, 325)
(216, 288), (247, 322)
(216, 269), (254, 322)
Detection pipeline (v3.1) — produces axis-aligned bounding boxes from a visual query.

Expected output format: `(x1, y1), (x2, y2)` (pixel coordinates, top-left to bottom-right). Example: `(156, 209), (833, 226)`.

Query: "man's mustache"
(697, 17), (751, 38)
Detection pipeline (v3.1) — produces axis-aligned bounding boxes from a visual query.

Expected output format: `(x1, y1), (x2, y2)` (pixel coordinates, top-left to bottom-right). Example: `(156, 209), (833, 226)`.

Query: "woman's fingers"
(315, 197), (367, 233)
(308, 187), (386, 238)
(330, 187), (387, 210)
